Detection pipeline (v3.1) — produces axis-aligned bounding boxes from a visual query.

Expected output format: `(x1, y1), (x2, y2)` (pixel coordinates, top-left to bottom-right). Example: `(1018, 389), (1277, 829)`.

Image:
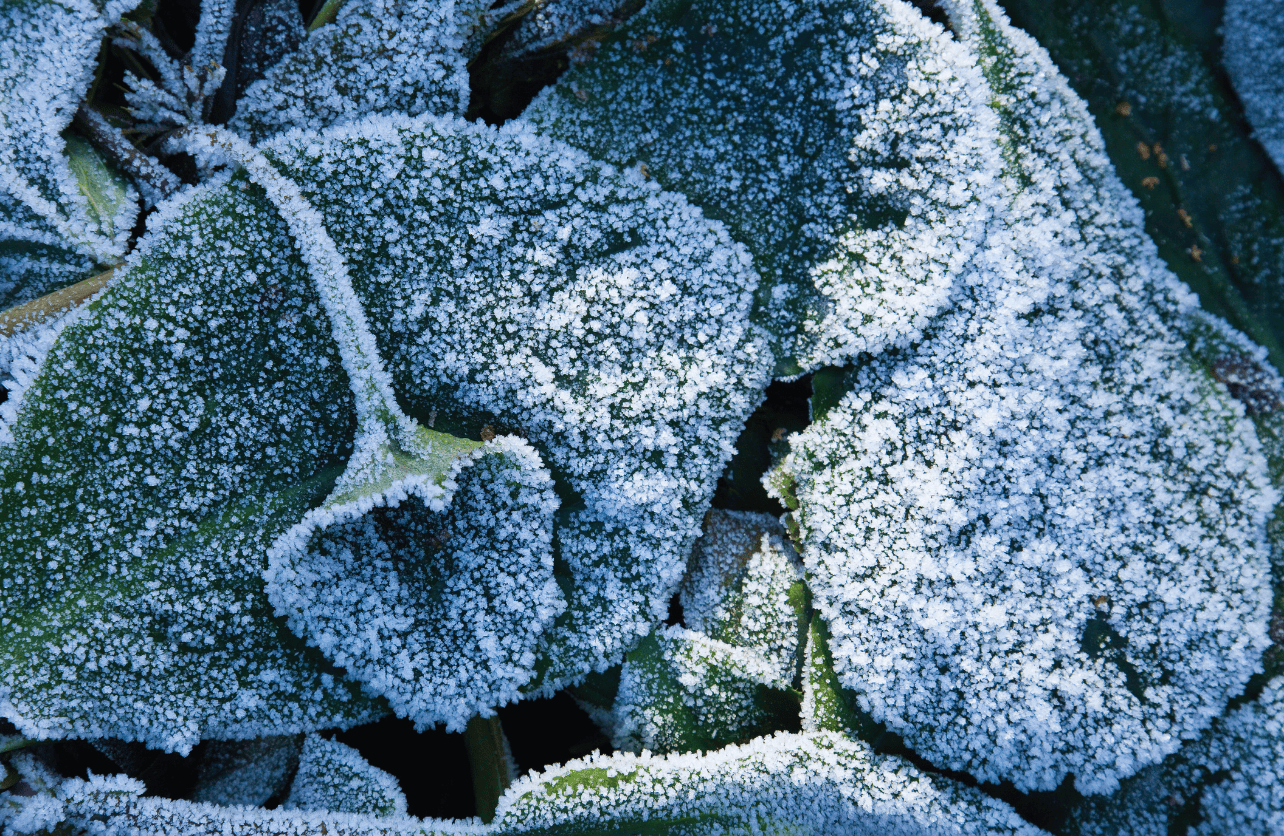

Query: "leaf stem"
(0, 268), (114, 337)
(307, 0), (346, 32)
(463, 714), (511, 823)
(74, 106), (183, 208)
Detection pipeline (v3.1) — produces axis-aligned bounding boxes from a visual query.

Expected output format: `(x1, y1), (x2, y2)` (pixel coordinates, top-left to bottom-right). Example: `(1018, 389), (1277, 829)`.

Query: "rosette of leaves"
(523, 0), (999, 375)
(765, 0), (1276, 794)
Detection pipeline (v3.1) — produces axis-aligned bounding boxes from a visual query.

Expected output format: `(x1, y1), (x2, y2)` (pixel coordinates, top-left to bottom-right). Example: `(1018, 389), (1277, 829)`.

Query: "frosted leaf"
(60, 775), (477, 836)
(229, 0), (493, 143)
(193, 736), (304, 808)
(0, 173), (385, 750)
(494, 731), (1047, 835)
(1066, 676), (1284, 836)
(284, 734), (406, 817)
(609, 624), (798, 754)
(523, 0), (999, 374)
(501, 0), (638, 60)
(1214, 2), (1284, 176)
(767, 0), (1277, 794)
(263, 114), (772, 690)
(679, 510), (806, 683)
(0, 304), (93, 446)
(0, 188), (96, 309)
(266, 436), (562, 732)
(0, 0), (139, 264)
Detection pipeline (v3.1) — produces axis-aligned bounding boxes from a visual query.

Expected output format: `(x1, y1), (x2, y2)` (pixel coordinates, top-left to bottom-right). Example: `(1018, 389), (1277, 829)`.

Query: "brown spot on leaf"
(1212, 354), (1283, 415)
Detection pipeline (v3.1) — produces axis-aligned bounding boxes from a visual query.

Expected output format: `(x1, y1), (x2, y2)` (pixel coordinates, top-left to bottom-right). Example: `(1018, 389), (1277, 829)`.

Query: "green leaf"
(607, 625), (800, 755)
(492, 732), (1046, 835)
(1065, 674), (1284, 836)
(523, 0), (999, 375)
(229, 0), (495, 142)
(999, 0), (1284, 373)
(193, 735), (304, 808)
(764, 0), (1277, 794)
(256, 114), (772, 692)
(284, 734), (407, 817)
(0, 0), (139, 263)
(0, 171), (383, 750)
(678, 510), (806, 684)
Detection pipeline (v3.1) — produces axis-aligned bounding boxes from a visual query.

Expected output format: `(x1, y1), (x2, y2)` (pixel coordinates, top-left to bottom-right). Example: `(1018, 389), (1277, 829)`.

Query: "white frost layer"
(771, 0), (1277, 794)
(285, 734), (407, 817)
(679, 509), (804, 683)
(1224, 0), (1284, 175)
(494, 731), (1048, 835)
(193, 736), (304, 808)
(230, 0), (489, 142)
(266, 436), (562, 732)
(264, 113), (773, 689)
(525, 0), (1001, 372)
(0, 303), (89, 445)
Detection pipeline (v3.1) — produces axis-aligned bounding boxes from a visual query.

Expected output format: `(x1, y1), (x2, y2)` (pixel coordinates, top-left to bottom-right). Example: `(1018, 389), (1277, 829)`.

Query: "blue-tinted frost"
(767, 0), (1277, 793)
(285, 734), (407, 817)
(1223, 0), (1284, 176)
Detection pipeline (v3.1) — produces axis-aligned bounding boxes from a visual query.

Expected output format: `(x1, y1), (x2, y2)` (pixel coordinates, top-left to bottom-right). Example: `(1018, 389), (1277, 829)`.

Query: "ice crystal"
(1222, 0), (1284, 176)
(0, 190), (97, 309)
(230, 0), (491, 142)
(284, 734), (406, 817)
(0, 0), (139, 265)
(525, 0), (998, 374)
(767, 0), (1276, 793)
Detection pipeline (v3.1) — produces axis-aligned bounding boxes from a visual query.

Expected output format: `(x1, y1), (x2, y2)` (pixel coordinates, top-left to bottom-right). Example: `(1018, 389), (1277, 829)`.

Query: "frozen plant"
(1, 0), (1283, 831)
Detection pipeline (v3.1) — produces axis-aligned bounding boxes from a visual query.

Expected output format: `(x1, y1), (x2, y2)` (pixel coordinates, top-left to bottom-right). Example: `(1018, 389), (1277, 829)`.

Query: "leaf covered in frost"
(492, 731), (1047, 835)
(259, 113), (772, 691)
(1224, 0), (1284, 177)
(230, 0), (492, 142)
(766, 0), (1277, 794)
(193, 735), (304, 808)
(524, 0), (998, 374)
(1066, 675), (1284, 836)
(284, 734), (406, 817)
(0, 189), (96, 309)
(0, 0), (139, 264)
(678, 509), (806, 682)
(0, 171), (385, 750)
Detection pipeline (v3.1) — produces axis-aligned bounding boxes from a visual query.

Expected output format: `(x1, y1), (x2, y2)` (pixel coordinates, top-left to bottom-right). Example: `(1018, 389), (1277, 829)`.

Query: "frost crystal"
(264, 114), (772, 689)
(1068, 676), (1284, 836)
(768, 0), (1276, 793)
(285, 734), (407, 817)
(0, 0), (138, 264)
(267, 437), (562, 732)
(193, 736), (304, 808)
(230, 0), (492, 142)
(0, 190), (96, 308)
(1223, 0), (1284, 176)
(524, 0), (998, 374)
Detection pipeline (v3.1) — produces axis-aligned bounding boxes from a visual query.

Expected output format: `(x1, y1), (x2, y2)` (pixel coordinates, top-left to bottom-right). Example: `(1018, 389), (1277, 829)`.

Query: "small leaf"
(193, 735), (304, 808)
(284, 734), (406, 817)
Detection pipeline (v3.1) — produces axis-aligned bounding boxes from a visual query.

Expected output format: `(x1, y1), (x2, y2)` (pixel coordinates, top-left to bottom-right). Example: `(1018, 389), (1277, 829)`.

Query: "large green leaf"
(258, 114), (773, 692)
(0, 172), (381, 750)
(766, 0), (1276, 794)
(523, 0), (998, 375)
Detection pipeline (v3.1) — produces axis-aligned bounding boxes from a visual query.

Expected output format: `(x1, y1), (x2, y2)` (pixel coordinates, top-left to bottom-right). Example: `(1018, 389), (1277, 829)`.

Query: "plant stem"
(464, 714), (511, 823)
(74, 106), (182, 207)
(0, 269), (114, 337)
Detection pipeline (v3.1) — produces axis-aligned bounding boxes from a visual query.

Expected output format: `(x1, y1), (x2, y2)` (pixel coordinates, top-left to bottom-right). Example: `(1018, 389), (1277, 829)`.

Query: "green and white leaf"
(193, 735), (304, 808)
(284, 734), (406, 817)
(679, 509), (806, 683)
(524, 0), (998, 375)
(256, 114), (772, 692)
(0, 0), (139, 265)
(767, 0), (1276, 794)
(0, 188), (96, 309)
(229, 0), (494, 143)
